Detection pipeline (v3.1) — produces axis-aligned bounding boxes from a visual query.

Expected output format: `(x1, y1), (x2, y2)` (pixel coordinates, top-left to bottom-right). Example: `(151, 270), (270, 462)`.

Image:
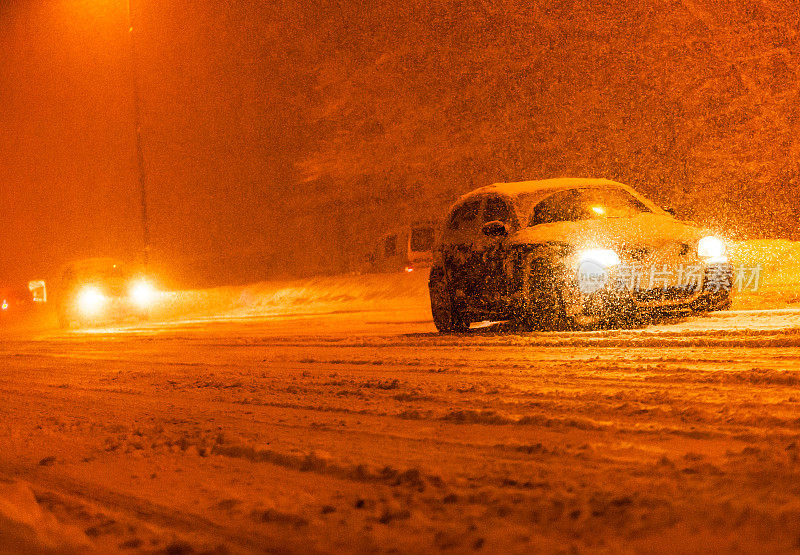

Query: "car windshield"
(67, 262), (129, 283)
(529, 187), (651, 226)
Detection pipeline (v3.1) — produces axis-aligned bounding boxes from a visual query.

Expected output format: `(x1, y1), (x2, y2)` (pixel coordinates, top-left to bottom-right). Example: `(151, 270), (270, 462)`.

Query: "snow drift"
(0, 479), (90, 553)
(151, 271), (432, 323)
(729, 240), (800, 309)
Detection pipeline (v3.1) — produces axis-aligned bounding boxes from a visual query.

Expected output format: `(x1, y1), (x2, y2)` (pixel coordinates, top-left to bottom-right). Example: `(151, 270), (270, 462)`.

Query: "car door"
(476, 195), (516, 305)
(441, 197), (484, 302)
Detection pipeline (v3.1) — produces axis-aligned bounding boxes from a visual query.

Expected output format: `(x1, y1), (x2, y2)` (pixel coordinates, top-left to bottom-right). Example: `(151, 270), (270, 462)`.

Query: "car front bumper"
(63, 296), (151, 325)
(564, 262), (733, 319)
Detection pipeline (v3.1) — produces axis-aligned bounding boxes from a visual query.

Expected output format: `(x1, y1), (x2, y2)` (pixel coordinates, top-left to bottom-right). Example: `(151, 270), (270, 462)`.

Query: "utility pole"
(126, 0), (150, 267)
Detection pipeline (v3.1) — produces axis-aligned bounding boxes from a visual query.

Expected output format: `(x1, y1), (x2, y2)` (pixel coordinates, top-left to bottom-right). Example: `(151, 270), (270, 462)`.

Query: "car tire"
(429, 267), (469, 333)
(708, 291), (732, 312)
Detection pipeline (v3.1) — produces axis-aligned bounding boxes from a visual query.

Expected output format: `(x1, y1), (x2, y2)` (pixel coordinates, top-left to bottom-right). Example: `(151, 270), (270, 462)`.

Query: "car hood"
(509, 213), (708, 250)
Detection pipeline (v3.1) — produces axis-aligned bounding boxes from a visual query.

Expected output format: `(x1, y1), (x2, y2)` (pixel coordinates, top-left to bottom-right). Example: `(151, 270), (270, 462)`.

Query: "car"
(370, 221), (439, 274)
(54, 258), (158, 328)
(428, 178), (733, 332)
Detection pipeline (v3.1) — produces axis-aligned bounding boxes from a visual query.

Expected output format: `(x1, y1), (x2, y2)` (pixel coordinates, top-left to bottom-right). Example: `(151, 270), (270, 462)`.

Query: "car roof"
(445, 178), (665, 225)
(461, 178), (632, 201)
(455, 177), (660, 211)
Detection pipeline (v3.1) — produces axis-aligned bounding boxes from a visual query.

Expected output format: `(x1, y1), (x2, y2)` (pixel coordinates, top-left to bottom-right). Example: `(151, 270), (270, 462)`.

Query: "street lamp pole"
(126, 0), (150, 267)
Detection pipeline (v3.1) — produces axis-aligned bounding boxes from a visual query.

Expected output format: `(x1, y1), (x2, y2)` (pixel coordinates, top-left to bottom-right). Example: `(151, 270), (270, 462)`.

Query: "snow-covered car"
(55, 258), (158, 328)
(429, 178), (733, 332)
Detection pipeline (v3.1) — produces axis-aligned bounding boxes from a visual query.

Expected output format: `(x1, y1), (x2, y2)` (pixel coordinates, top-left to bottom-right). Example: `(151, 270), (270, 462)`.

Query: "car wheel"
(429, 267), (469, 333)
(708, 291), (732, 312)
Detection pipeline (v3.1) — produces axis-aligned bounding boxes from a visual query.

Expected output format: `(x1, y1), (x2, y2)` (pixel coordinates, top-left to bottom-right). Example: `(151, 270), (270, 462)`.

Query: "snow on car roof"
(450, 177), (662, 216)
(445, 178), (667, 226)
(465, 177), (630, 199)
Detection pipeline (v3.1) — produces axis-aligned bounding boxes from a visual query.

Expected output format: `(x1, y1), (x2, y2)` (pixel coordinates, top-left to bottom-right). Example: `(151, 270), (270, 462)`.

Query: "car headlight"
(77, 286), (106, 316)
(697, 236), (726, 262)
(578, 248), (621, 268)
(129, 279), (157, 309)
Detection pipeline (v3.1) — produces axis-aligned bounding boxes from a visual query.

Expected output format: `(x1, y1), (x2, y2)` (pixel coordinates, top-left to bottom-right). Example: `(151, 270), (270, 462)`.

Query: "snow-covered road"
(3, 292), (800, 552)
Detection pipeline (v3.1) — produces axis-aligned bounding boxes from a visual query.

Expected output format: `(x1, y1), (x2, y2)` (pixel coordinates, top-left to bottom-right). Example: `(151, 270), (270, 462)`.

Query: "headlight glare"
(579, 248), (621, 268)
(77, 286), (105, 316)
(697, 236), (726, 261)
(130, 279), (157, 309)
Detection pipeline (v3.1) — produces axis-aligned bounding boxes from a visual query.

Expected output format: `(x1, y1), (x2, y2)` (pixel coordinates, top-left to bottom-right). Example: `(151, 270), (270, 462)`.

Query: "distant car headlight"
(578, 248), (621, 268)
(697, 236), (727, 262)
(129, 279), (157, 309)
(77, 286), (106, 316)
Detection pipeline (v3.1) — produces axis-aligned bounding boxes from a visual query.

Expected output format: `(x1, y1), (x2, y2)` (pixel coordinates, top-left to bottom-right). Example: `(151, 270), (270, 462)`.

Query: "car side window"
(447, 199), (481, 230)
(484, 196), (513, 224)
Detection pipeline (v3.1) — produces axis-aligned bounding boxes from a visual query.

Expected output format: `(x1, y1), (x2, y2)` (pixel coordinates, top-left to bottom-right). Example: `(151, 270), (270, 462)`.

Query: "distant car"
(429, 178), (733, 332)
(54, 258), (158, 328)
(370, 222), (438, 273)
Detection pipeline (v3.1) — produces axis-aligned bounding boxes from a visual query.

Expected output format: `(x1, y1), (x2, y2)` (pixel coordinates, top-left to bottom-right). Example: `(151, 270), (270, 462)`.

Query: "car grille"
(633, 286), (696, 304)
(632, 266), (733, 305)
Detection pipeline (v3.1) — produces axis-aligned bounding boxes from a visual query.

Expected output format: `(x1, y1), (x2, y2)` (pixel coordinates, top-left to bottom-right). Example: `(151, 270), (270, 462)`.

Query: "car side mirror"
(481, 220), (509, 237)
(663, 206), (677, 216)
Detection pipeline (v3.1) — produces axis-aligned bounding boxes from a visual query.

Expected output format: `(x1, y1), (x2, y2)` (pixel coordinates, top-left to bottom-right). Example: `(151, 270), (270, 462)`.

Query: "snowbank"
(151, 270), (431, 322)
(730, 239), (800, 309)
(0, 479), (90, 553)
(730, 239), (800, 285)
